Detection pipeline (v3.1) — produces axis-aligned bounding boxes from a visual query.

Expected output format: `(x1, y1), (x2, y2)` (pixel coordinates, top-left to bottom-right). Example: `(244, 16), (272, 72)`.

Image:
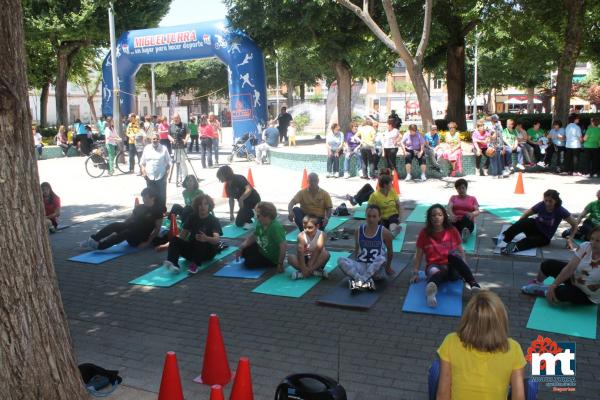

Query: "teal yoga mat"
(406, 204), (431, 223)
(129, 246), (237, 287)
(222, 224), (251, 238)
(252, 251), (350, 298)
(526, 278), (598, 339)
(286, 228), (300, 242)
(463, 225), (477, 254)
(482, 206), (522, 223)
(353, 203), (367, 219)
(393, 223), (407, 252)
(287, 216), (350, 243)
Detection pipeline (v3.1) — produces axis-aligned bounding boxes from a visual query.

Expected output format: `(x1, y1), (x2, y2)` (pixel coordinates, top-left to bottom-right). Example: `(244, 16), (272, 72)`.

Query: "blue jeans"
(212, 137), (219, 164)
(489, 147), (504, 176)
(344, 151), (362, 175)
(503, 146), (513, 168)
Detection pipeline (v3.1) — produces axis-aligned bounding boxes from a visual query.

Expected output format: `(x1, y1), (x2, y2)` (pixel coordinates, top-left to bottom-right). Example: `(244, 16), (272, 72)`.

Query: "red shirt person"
(41, 182), (61, 233)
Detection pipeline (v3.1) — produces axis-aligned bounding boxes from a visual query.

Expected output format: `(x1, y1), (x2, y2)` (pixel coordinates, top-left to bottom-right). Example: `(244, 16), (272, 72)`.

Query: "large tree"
(0, 0), (89, 398)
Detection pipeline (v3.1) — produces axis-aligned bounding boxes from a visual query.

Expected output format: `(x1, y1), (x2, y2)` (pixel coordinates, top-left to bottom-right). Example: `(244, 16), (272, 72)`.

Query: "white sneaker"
(79, 237), (99, 250)
(537, 161), (546, 167)
(243, 223), (253, 230)
(312, 268), (329, 279)
(290, 270), (303, 280)
(163, 260), (180, 273)
(404, 174), (411, 181)
(426, 282), (438, 307)
(344, 172), (351, 179)
(516, 164), (524, 170)
(420, 173), (427, 182)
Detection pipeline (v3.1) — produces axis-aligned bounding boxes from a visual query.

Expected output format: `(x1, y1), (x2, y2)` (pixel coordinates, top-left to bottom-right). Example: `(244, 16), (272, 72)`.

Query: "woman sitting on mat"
(521, 225), (600, 305)
(447, 178), (480, 242)
(367, 170), (402, 234)
(411, 204), (480, 307)
(163, 193), (222, 274)
(435, 291), (526, 400)
(288, 215), (330, 280)
(217, 165), (261, 229)
(338, 205), (394, 292)
(80, 188), (163, 250)
(500, 189), (578, 255)
(236, 202), (286, 272)
(169, 175), (203, 224)
(562, 189), (600, 242)
(41, 182), (61, 233)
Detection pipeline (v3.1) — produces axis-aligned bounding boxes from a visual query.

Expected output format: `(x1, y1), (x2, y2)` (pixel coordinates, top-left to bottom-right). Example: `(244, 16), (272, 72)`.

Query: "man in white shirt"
(140, 133), (172, 212)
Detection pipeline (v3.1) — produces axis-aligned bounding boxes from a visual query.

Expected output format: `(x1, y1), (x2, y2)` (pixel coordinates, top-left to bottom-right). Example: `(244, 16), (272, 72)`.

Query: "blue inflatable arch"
(101, 20), (267, 140)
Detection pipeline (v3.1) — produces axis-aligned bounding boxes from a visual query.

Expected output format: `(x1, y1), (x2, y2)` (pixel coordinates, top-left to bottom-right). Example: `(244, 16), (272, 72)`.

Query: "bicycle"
(85, 140), (128, 178)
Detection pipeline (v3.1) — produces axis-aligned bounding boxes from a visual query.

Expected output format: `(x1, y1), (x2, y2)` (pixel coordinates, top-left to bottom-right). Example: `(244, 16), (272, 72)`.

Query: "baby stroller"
(227, 132), (258, 163)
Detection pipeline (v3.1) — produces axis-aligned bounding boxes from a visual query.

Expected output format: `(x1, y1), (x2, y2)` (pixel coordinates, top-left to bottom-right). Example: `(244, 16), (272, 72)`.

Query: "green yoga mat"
(353, 203), (367, 219)
(406, 204), (431, 223)
(222, 224), (251, 238)
(393, 223), (407, 252)
(252, 251), (350, 298)
(482, 206), (522, 223)
(463, 225), (477, 254)
(287, 216), (350, 243)
(286, 228), (300, 242)
(526, 278), (598, 339)
(129, 246), (237, 287)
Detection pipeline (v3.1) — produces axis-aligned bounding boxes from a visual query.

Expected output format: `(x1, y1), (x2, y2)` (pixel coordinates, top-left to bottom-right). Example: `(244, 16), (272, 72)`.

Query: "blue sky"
(159, 0), (228, 27)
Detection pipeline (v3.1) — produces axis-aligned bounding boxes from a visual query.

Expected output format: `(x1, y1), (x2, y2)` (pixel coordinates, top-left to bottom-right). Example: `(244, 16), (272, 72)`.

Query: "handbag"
(485, 147), (496, 157)
(79, 363), (122, 397)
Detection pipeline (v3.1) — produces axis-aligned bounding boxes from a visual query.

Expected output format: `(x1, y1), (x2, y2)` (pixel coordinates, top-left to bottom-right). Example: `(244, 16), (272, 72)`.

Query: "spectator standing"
(33, 126), (43, 159)
(142, 115), (156, 144)
(209, 112), (222, 164)
(355, 119), (377, 179)
(104, 117), (120, 176)
(126, 113), (141, 173)
(583, 117), (600, 177)
(199, 115), (215, 168)
(157, 116), (172, 155)
(564, 114), (583, 175)
(188, 116), (199, 153)
(382, 117), (401, 171)
(277, 106), (293, 144)
(140, 133), (172, 212)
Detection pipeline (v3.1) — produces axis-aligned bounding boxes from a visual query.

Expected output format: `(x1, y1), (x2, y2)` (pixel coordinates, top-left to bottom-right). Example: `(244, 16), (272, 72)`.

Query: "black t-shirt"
(227, 174), (253, 200)
(183, 213), (222, 238)
(277, 112), (293, 129)
(169, 122), (187, 143)
(128, 204), (163, 235)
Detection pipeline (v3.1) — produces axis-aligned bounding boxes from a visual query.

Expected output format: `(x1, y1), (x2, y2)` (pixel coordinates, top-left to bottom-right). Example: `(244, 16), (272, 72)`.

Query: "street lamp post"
(275, 57), (280, 115)
(473, 27), (479, 125)
(151, 63), (156, 115)
(108, 2), (120, 135)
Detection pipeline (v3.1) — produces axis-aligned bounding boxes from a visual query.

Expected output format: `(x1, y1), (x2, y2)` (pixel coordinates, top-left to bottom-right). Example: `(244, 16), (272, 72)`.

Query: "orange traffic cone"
(301, 168), (308, 190)
(392, 169), (400, 194)
(210, 385), (225, 400)
(134, 197), (140, 207)
(514, 172), (525, 194)
(194, 314), (232, 386)
(169, 213), (179, 239)
(158, 352), (184, 400)
(247, 168), (255, 188)
(229, 357), (253, 400)
(222, 182), (229, 198)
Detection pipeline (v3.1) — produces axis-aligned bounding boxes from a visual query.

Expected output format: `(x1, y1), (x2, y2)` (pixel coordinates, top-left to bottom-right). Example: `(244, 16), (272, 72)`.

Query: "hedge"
(437, 113), (600, 131)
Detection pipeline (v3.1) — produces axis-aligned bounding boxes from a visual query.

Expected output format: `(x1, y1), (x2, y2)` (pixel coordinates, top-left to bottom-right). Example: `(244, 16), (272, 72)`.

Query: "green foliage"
(293, 112), (310, 133)
(40, 127), (58, 138)
(438, 113), (600, 131)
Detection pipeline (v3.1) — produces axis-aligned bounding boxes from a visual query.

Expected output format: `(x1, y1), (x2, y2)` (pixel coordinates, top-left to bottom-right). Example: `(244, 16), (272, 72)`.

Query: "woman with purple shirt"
(500, 189), (578, 255)
(401, 124), (427, 182)
(343, 123), (361, 178)
(471, 121), (490, 176)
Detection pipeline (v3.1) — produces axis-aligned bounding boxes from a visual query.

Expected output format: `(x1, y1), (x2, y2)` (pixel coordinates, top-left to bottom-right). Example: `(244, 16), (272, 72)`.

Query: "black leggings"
(360, 148), (376, 178)
(383, 148), (398, 170)
(530, 143), (542, 162)
(242, 242), (277, 268)
(540, 259), (593, 304)
(583, 148), (599, 175)
(169, 204), (193, 225)
(235, 191), (261, 227)
(475, 147), (490, 170)
(91, 222), (148, 250)
(427, 254), (477, 287)
(564, 148), (580, 174)
(167, 236), (217, 266)
(503, 218), (550, 251)
(354, 184), (375, 206)
(452, 215), (474, 234)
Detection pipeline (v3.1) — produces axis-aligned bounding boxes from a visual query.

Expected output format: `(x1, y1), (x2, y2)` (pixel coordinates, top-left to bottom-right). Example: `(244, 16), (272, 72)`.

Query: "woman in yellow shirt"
(367, 171), (402, 234)
(436, 291), (526, 400)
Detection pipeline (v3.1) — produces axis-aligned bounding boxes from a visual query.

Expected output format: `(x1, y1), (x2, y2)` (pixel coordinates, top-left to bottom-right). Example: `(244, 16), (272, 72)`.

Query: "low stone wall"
(39, 145), (80, 159)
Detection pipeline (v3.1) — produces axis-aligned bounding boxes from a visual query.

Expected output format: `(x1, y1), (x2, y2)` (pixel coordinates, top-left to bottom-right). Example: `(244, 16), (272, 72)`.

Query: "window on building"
(392, 59), (406, 74)
(433, 79), (444, 89)
(69, 105), (80, 123)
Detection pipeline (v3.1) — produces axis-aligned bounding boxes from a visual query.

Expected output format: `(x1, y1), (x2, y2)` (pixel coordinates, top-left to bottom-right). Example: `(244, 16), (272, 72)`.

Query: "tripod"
(169, 142), (199, 186)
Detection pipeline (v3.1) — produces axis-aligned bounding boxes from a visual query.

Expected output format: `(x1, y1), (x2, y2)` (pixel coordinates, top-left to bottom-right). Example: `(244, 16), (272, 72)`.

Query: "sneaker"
(366, 278), (376, 291)
(290, 270), (303, 280)
(461, 227), (470, 242)
(426, 282), (438, 307)
(312, 268), (329, 279)
(420, 173), (427, 182)
(521, 282), (547, 297)
(49, 226), (57, 234)
(349, 279), (359, 294)
(537, 161), (546, 167)
(346, 195), (357, 206)
(478, 168), (485, 176)
(163, 260), (180, 273)
(469, 281), (482, 292)
(501, 242), (519, 255)
(516, 163), (525, 170)
(79, 237), (99, 250)
(404, 174), (411, 181)
(502, 170), (510, 177)
(344, 172), (351, 179)
(242, 223), (253, 230)
(188, 263), (199, 274)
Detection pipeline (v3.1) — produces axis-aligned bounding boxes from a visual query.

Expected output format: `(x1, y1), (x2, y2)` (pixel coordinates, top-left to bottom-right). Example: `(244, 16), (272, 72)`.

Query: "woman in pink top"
(471, 121), (490, 176)
(157, 116), (172, 155)
(199, 114), (215, 168)
(447, 179), (481, 242)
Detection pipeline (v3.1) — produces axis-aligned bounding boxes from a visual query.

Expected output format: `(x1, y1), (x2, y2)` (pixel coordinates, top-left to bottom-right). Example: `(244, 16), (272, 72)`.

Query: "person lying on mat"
(41, 182), (61, 233)
(561, 189), (600, 243)
(435, 292), (526, 400)
(217, 165), (261, 229)
(500, 189), (578, 255)
(288, 172), (333, 232)
(80, 188), (163, 251)
(521, 225), (600, 305)
(338, 205), (393, 292)
(447, 178), (480, 243)
(162, 194), (222, 274)
(288, 215), (330, 280)
(411, 204), (480, 307)
(367, 170), (402, 234)
(236, 202), (287, 272)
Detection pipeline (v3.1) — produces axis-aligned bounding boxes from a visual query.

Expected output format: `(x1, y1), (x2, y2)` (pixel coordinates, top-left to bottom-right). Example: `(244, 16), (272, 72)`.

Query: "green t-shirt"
(583, 126), (600, 149)
(586, 200), (600, 226)
(502, 128), (517, 147)
(183, 188), (203, 207)
(527, 128), (544, 142)
(189, 122), (199, 137)
(254, 219), (286, 264)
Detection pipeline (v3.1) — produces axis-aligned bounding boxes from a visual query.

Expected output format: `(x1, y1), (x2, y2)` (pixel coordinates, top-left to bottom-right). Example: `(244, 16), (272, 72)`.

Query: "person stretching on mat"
(367, 170), (402, 234)
(411, 204), (480, 307)
(561, 189), (600, 242)
(163, 193), (222, 274)
(168, 175), (203, 224)
(236, 202), (287, 272)
(521, 225), (600, 305)
(500, 189), (578, 254)
(288, 215), (331, 280)
(80, 188), (163, 250)
(41, 182), (61, 233)
(338, 205), (394, 292)
(435, 291), (526, 400)
(447, 178), (480, 242)
(217, 165), (261, 229)
(288, 172), (333, 231)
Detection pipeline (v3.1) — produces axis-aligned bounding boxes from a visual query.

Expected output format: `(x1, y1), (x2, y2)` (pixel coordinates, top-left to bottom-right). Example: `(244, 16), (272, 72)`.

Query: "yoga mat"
(213, 257), (268, 279)
(317, 259), (407, 309)
(482, 206), (522, 223)
(287, 216), (350, 243)
(526, 278), (597, 339)
(393, 223), (407, 253)
(402, 272), (464, 317)
(68, 241), (141, 264)
(353, 203), (367, 219)
(286, 228), (300, 242)
(406, 204), (431, 223)
(252, 251), (350, 298)
(493, 224), (537, 257)
(462, 225), (477, 254)
(129, 247), (237, 287)
(221, 224), (251, 239)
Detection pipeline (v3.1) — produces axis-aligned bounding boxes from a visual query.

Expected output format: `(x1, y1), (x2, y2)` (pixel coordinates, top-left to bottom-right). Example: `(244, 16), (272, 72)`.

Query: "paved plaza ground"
(39, 144), (600, 399)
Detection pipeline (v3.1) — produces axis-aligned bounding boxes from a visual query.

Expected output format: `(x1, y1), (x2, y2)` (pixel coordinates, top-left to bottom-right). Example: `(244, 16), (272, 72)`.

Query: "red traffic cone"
(392, 169), (400, 194)
(514, 172), (525, 194)
(210, 385), (225, 400)
(194, 314), (231, 386)
(134, 197), (140, 207)
(301, 168), (308, 190)
(158, 352), (184, 400)
(229, 357), (253, 400)
(169, 213), (179, 239)
(247, 168), (255, 188)
(222, 182), (229, 198)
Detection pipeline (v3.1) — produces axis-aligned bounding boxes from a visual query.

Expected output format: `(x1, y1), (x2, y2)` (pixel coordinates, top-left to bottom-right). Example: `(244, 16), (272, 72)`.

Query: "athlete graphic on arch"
(240, 73), (255, 88)
(237, 52), (253, 67)
(253, 89), (261, 107)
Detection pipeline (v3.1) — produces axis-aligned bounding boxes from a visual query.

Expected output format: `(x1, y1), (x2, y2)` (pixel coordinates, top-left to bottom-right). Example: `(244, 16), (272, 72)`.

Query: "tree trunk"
(553, 0), (585, 125)
(300, 84), (305, 102)
(0, 1), (89, 398)
(332, 60), (352, 133)
(286, 80), (294, 108)
(526, 87), (535, 114)
(406, 62), (433, 131)
(445, 42), (467, 130)
(55, 44), (80, 126)
(200, 97), (209, 115)
(87, 95), (97, 123)
(40, 81), (50, 128)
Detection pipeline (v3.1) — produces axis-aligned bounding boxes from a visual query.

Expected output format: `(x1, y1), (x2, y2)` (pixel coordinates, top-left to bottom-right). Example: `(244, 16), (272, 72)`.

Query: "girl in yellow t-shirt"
(436, 291), (526, 400)
(367, 172), (402, 234)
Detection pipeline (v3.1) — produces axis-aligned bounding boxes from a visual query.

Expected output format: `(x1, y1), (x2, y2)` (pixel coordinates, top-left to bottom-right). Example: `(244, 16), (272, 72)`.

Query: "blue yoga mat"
(213, 258), (268, 279)
(406, 204), (431, 223)
(402, 272), (464, 317)
(221, 224), (251, 239)
(68, 241), (141, 264)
